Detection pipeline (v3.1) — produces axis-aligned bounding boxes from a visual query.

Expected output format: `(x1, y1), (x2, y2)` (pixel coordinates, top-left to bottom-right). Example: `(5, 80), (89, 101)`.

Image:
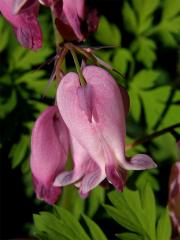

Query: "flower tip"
(33, 176), (61, 205)
(53, 171), (75, 187)
(105, 165), (125, 191)
(124, 154), (157, 170)
(79, 190), (89, 199)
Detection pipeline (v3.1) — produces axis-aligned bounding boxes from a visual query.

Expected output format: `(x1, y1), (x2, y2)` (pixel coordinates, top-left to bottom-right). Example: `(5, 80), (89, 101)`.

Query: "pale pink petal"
(54, 135), (106, 191)
(124, 154), (157, 170)
(79, 168), (105, 197)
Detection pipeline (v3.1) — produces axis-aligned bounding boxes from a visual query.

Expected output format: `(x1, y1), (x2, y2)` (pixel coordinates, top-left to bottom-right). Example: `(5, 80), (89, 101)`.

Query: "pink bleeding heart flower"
(30, 106), (69, 204)
(0, 0), (42, 50)
(54, 66), (157, 196)
(53, 0), (99, 42)
(168, 142), (180, 236)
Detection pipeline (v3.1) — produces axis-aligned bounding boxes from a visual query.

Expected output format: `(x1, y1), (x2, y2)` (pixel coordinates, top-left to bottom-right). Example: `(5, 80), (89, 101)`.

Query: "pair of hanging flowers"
(31, 65), (156, 204)
(0, 0), (157, 205)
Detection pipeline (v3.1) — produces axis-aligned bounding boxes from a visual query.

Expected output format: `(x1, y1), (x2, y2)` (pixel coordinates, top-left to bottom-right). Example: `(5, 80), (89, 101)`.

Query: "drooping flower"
(54, 66), (157, 196)
(53, 0), (99, 42)
(0, 0), (42, 50)
(30, 106), (69, 204)
(168, 142), (180, 236)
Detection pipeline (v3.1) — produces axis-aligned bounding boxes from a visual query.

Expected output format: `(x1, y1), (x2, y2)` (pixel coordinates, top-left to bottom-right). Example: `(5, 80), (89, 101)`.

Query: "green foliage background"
(0, 0), (180, 239)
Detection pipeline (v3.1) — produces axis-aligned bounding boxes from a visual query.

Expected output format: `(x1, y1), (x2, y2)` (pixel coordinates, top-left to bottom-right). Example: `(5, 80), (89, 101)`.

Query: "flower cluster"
(0, 0), (99, 49)
(31, 66), (157, 204)
(1, 0), (156, 205)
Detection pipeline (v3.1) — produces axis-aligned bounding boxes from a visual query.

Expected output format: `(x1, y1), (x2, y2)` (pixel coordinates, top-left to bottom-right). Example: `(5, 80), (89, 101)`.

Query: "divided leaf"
(122, 2), (137, 34)
(157, 0), (180, 46)
(94, 16), (121, 45)
(112, 48), (134, 75)
(105, 185), (158, 240)
(131, 37), (157, 68)
(34, 206), (108, 240)
(34, 207), (90, 240)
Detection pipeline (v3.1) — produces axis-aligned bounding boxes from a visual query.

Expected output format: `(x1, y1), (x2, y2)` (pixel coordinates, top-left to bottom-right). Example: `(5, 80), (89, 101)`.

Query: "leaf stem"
(126, 123), (180, 150)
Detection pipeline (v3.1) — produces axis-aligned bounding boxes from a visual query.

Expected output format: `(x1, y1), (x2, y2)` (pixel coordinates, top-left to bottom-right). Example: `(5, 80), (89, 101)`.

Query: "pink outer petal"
(0, 0), (42, 50)
(31, 106), (69, 204)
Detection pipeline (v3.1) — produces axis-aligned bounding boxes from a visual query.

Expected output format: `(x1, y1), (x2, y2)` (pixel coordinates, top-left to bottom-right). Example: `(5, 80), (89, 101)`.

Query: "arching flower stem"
(126, 123), (180, 150)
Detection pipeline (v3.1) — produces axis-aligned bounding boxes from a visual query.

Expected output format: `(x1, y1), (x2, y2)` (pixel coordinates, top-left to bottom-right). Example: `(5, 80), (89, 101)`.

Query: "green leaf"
(109, 189), (147, 233)
(34, 207), (91, 240)
(16, 70), (56, 98)
(157, 30), (177, 47)
(82, 215), (107, 240)
(132, 0), (159, 22)
(129, 69), (161, 122)
(105, 187), (158, 240)
(140, 184), (156, 239)
(151, 133), (177, 162)
(0, 90), (17, 119)
(132, 0), (159, 33)
(136, 170), (160, 191)
(112, 48), (134, 75)
(60, 185), (85, 219)
(122, 2), (137, 34)
(94, 16), (121, 45)
(10, 46), (53, 70)
(104, 204), (140, 233)
(131, 37), (157, 68)
(87, 186), (105, 218)
(156, 0), (180, 47)
(156, 208), (172, 240)
(54, 206), (90, 240)
(162, 0), (180, 20)
(105, 189), (147, 236)
(33, 213), (71, 240)
(116, 232), (143, 240)
(129, 70), (173, 129)
(0, 18), (10, 52)
(161, 89), (180, 128)
(9, 134), (29, 169)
